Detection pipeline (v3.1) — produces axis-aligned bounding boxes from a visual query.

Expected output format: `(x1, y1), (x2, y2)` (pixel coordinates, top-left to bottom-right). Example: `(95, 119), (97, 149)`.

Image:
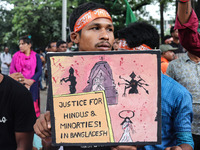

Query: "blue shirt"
(143, 74), (193, 150)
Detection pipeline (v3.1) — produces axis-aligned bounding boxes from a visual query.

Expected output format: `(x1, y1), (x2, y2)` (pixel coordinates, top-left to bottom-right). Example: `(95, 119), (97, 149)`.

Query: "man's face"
(113, 39), (119, 50)
(49, 42), (57, 52)
(57, 43), (67, 52)
(163, 50), (176, 61)
(172, 29), (179, 39)
(4, 47), (9, 53)
(67, 42), (73, 48)
(72, 18), (114, 51)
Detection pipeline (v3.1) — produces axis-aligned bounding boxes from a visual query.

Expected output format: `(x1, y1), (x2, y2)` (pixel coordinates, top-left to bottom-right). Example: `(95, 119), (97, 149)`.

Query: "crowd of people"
(0, 0), (200, 149)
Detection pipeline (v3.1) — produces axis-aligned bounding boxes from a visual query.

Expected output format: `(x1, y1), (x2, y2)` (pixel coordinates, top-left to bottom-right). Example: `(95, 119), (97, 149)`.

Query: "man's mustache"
(95, 41), (112, 48)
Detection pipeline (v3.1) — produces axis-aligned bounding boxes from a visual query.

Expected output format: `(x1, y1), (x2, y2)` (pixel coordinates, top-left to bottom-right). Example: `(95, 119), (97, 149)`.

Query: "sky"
(145, 2), (176, 21)
(0, 1), (14, 10)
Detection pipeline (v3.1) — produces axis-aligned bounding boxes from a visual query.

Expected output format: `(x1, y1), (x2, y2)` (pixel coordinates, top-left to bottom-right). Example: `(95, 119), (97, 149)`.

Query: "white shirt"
(1, 52), (12, 69)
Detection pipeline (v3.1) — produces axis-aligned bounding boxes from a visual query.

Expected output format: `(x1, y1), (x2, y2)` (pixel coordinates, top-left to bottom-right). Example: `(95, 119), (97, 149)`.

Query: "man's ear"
(70, 32), (80, 44)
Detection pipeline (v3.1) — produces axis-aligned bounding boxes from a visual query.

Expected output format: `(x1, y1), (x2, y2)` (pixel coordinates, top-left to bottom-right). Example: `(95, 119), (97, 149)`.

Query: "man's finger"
(34, 116), (51, 138)
(34, 112), (52, 138)
(44, 111), (51, 129)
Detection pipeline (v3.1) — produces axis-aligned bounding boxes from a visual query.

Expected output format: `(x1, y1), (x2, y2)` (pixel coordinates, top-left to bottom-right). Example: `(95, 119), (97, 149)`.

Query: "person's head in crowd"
(112, 38), (120, 51)
(56, 40), (67, 52)
(35, 47), (44, 54)
(47, 41), (57, 52)
(117, 21), (159, 50)
(163, 35), (173, 44)
(4, 46), (9, 54)
(69, 2), (114, 52)
(19, 36), (33, 55)
(160, 44), (177, 61)
(170, 26), (179, 40)
(112, 31), (119, 51)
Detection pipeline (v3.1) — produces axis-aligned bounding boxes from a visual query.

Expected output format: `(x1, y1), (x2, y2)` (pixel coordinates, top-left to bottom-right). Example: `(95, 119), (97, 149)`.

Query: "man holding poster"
(34, 2), (136, 150)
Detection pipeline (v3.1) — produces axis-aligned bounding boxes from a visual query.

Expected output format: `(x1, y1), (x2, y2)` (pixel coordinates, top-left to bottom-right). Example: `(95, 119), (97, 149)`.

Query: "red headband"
(118, 39), (152, 50)
(74, 9), (112, 32)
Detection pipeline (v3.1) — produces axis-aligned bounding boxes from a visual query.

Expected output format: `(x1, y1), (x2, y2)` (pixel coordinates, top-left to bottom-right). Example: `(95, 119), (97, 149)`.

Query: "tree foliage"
(0, 0), (183, 52)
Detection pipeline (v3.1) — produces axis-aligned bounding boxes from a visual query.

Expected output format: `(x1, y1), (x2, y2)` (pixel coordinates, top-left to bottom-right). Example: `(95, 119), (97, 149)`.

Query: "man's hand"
(166, 144), (193, 150)
(9, 72), (24, 82)
(111, 146), (137, 150)
(165, 146), (182, 150)
(23, 78), (34, 86)
(34, 111), (52, 139)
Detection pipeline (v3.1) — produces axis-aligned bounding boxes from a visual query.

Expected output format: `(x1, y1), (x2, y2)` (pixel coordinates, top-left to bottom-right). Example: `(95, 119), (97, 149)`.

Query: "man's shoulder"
(162, 74), (190, 94)
(169, 55), (186, 66)
(2, 75), (31, 96)
(170, 41), (178, 47)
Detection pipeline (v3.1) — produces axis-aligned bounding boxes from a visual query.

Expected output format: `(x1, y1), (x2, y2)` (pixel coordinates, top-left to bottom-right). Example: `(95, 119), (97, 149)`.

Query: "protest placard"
(47, 50), (161, 146)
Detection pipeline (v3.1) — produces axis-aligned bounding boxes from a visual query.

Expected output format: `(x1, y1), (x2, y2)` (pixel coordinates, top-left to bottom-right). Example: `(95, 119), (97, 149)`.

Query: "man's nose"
(99, 28), (109, 40)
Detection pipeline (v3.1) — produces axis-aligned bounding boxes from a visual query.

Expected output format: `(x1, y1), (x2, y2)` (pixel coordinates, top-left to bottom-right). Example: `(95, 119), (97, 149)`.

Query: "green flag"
(124, 0), (137, 25)
(112, 0), (137, 25)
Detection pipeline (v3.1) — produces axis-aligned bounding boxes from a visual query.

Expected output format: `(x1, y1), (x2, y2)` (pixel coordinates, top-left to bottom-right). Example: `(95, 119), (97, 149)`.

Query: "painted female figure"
(119, 110), (135, 142)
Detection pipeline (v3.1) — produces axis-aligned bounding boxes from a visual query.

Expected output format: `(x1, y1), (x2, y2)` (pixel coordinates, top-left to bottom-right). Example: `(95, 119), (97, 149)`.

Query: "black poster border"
(46, 50), (161, 147)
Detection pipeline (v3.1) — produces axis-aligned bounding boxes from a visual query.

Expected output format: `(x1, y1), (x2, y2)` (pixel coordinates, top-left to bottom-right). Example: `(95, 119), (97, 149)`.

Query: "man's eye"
(107, 28), (113, 32)
(91, 27), (99, 30)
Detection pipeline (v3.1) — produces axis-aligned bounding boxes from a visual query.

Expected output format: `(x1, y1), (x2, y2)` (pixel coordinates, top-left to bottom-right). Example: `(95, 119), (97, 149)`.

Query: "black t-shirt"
(0, 75), (36, 149)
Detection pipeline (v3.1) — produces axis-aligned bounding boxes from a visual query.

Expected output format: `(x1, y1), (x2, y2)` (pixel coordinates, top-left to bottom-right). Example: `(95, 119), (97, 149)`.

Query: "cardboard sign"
(53, 91), (114, 144)
(47, 50), (161, 146)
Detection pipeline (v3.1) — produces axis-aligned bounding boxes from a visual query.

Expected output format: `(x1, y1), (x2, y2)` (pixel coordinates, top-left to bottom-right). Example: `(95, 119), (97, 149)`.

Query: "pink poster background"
(50, 53), (159, 143)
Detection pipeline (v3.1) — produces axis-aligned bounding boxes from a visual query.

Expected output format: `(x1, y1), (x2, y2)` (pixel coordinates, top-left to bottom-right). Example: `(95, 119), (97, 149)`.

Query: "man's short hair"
(4, 46), (9, 50)
(56, 40), (66, 48)
(47, 41), (57, 49)
(170, 26), (175, 34)
(69, 2), (110, 32)
(117, 22), (159, 49)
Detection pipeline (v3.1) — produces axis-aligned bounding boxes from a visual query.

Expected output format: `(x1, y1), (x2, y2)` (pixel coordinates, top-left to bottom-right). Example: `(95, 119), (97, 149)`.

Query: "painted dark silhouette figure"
(83, 61), (118, 105)
(60, 67), (77, 94)
(118, 72), (149, 97)
(119, 110), (135, 142)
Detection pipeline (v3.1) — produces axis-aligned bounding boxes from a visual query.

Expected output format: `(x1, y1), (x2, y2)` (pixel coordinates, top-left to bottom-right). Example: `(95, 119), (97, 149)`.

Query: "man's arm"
(34, 111), (58, 149)
(15, 132), (34, 150)
(177, 0), (192, 24)
(165, 144), (192, 150)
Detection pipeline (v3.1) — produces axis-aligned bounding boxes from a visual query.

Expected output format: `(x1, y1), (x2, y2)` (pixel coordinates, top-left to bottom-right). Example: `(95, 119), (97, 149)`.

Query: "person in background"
(36, 48), (46, 90)
(112, 38), (120, 51)
(175, 0), (200, 57)
(160, 44), (177, 74)
(169, 26), (186, 57)
(47, 41), (57, 52)
(0, 73), (36, 149)
(163, 35), (173, 44)
(117, 22), (159, 51)
(174, 0), (200, 149)
(56, 40), (67, 52)
(167, 49), (200, 150)
(117, 21), (194, 150)
(0, 46), (12, 75)
(9, 35), (42, 118)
